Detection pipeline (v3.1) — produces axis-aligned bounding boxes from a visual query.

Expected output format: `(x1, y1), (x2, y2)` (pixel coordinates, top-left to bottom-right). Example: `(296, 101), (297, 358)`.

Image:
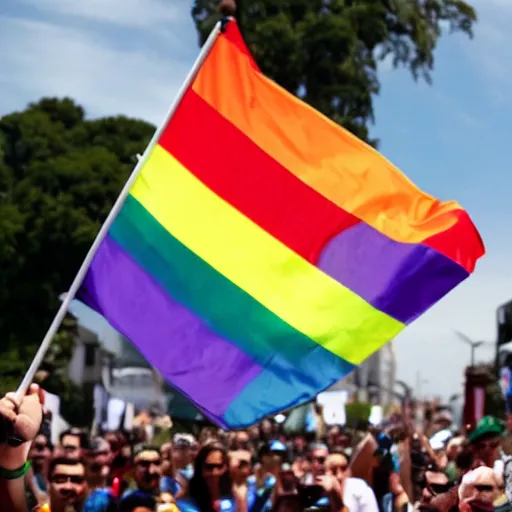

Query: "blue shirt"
(83, 488), (117, 512)
(247, 474), (276, 512)
(161, 475), (183, 496)
(176, 497), (236, 512)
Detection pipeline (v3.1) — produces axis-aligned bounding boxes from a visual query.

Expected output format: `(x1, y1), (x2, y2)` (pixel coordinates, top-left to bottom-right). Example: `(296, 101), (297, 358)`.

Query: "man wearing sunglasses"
(420, 467), (451, 504)
(120, 444), (162, 508)
(469, 416), (505, 476)
(47, 457), (88, 512)
(458, 466), (501, 512)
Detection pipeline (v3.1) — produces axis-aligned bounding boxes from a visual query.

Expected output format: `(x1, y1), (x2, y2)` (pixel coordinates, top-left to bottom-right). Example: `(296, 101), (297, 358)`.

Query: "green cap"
(469, 415), (505, 443)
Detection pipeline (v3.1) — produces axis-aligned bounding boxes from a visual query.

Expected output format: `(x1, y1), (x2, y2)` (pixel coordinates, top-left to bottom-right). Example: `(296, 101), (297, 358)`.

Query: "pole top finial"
(218, 0), (236, 17)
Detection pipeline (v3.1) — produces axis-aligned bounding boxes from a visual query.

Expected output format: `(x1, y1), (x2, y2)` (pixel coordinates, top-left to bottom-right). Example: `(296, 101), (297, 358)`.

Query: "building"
(102, 335), (167, 412)
(328, 341), (397, 406)
(67, 324), (108, 386)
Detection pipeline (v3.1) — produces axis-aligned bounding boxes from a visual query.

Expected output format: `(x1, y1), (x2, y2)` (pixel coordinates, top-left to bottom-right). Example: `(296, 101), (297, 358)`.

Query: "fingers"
(0, 402), (17, 423)
(28, 384), (44, 406)
(4, 393), (20, 412)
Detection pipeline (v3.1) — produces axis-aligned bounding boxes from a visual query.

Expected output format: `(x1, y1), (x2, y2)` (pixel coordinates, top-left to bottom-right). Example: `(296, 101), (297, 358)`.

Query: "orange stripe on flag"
(192, 29), (484, 271)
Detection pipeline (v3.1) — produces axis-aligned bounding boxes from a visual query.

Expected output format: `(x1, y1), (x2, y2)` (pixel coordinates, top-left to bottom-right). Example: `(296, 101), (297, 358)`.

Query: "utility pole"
(455, 331), (492, 367)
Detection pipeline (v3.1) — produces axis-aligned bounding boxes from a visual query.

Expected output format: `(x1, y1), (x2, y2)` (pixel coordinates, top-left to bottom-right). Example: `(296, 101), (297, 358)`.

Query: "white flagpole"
(16, 20), (225, 399)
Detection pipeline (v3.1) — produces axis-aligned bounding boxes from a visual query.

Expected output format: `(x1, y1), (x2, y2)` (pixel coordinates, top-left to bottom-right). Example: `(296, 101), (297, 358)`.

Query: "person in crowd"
(469, 417), (505, 476)
(247, 440), (287, 512)
(120, 444), (162, 506)
(58, 428), (86, 460)
(419, 466), (452, 506)
(46, 457), (89, 512)
(458, 466), (502, 512)
(160, 442), (186, 499)
(177, 442), (242, 512)
(325, 450), (379, 512)
(302, 442), (329, 484)
(172, 435), (196, 481)
(83, 437), (117, 512)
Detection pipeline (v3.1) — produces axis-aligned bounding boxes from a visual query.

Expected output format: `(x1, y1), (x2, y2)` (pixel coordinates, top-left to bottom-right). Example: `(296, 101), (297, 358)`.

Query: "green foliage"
(0, 98), (154, 417)
(0, 97), (154, 354)
(191, 0), (476, 144)
(345, 401), (372, 426)
(476, 363), (506, 419)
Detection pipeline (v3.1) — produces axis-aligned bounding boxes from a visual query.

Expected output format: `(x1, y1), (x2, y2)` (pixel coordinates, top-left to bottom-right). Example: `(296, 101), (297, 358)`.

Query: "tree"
(476, 362), (505, 419)
(0, 98), (155, 395)
(191, 0), (476, 144)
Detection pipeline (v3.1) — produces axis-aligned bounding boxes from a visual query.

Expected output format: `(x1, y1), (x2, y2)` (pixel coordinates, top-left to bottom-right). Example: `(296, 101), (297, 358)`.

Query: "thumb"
(27, 383), (45, 405)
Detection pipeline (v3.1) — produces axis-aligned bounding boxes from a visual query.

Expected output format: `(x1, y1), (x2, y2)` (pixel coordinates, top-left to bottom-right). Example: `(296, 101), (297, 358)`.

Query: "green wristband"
(0, 461), (31, 480)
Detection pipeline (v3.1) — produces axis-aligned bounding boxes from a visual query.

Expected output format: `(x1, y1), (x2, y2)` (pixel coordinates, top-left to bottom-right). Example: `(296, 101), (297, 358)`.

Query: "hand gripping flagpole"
(15, 16), (231, 400)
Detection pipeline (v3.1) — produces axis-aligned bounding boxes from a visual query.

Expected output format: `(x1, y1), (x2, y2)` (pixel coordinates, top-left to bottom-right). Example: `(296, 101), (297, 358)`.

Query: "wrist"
(0, 461), (31, 480)
(0, 442), (31, 471)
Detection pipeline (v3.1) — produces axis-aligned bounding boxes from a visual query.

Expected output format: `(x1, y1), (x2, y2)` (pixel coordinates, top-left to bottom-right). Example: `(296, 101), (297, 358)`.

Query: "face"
(422, 471), (450, 502)
(234, 431), (250, 450)
(461, 474), (500, 505)
(262, 450), (284, 472)
(30, 434), (52, 471)
(172, 444), (191, 467)
(105, 433), (120, 454)
(261, 420), (272, 435)
(189, 442), (199, 464)
(249, 426), (260, 440)
(61, 434), (81, 459)
(473, 436), (500, 467)
(293, 436), (306, 453)
(87, 443), (112, 477)
(310, 448), (328, 476)
(328, 427), (341, 446)
(160, 442), (172, 461)
(202, 449), (227, 485)
(134, 450), (162, 492)
(229, 450), (252, 481)
(326, 453), (350, 484)
(50, 462), (87, 509)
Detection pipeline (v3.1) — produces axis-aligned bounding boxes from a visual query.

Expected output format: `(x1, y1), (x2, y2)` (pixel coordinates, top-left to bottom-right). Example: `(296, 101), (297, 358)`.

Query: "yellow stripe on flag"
(129, 144), (404, 364)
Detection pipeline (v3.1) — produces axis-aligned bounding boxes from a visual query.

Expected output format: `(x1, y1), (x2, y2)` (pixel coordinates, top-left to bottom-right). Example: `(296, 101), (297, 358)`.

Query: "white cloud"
(0, 15), (197, 123)
(17, 0), (185, 29)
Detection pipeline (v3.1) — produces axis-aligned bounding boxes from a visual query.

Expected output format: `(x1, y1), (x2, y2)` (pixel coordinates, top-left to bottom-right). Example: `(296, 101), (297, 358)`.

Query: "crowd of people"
(1, 385), (512, 512)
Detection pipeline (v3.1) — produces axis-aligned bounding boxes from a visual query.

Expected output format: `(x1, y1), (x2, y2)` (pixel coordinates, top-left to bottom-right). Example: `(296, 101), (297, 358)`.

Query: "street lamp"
(455, 331), (493, 367)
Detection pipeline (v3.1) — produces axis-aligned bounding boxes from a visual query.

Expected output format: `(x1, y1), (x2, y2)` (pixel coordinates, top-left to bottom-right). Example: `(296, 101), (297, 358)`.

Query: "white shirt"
(343, 478), (379, 512)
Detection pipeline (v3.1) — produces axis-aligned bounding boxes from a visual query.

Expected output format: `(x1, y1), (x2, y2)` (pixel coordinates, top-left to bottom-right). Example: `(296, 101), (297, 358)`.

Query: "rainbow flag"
(78, 21), (484, 428)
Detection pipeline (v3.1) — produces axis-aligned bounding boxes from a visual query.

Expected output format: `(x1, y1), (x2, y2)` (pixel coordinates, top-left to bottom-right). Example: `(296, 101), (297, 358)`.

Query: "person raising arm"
(0, 384), (44, 512)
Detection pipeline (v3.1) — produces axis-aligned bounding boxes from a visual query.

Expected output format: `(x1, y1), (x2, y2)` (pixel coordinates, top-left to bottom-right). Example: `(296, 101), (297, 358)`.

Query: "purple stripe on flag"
(317, 222), (468, 324)
(78, 235), (262, 424)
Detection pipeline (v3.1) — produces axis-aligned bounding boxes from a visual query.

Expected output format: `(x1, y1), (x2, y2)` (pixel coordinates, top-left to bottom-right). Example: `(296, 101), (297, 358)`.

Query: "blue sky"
(1, 0), (511, 400)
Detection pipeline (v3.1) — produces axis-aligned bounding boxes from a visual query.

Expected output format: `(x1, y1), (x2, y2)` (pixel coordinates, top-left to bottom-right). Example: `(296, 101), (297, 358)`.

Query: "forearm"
(0, 478), (28, 512)
(0, 442), (31, 512)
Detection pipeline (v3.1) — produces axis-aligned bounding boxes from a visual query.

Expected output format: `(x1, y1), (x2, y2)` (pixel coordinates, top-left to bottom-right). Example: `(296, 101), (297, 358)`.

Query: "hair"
(329, 447), (351, 464)
(118, 491), (156, 512)
(48, 457), (86, 480)
(188, 442), (232, 512)
(59, 428), (87, 448)
(132, 444), (160, 460)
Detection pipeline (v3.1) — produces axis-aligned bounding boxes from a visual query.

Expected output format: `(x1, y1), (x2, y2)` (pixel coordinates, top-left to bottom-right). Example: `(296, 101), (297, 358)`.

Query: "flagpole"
(15, 19), (226, 400)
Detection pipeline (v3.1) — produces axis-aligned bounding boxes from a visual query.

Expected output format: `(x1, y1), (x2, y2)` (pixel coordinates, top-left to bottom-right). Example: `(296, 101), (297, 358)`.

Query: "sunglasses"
(137, 459), (161, 468)
(474, 484), (496, 493)
(476, 440), (500, 450)
(428, 483), (452, 495)
(34, 443), (47, 451)
(204, 462), (225, 471)
(311, 456), (326, 464)
(90, 450), (109, 458)
(329, 465), (348, 473)
(52, 474), (85, 485)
